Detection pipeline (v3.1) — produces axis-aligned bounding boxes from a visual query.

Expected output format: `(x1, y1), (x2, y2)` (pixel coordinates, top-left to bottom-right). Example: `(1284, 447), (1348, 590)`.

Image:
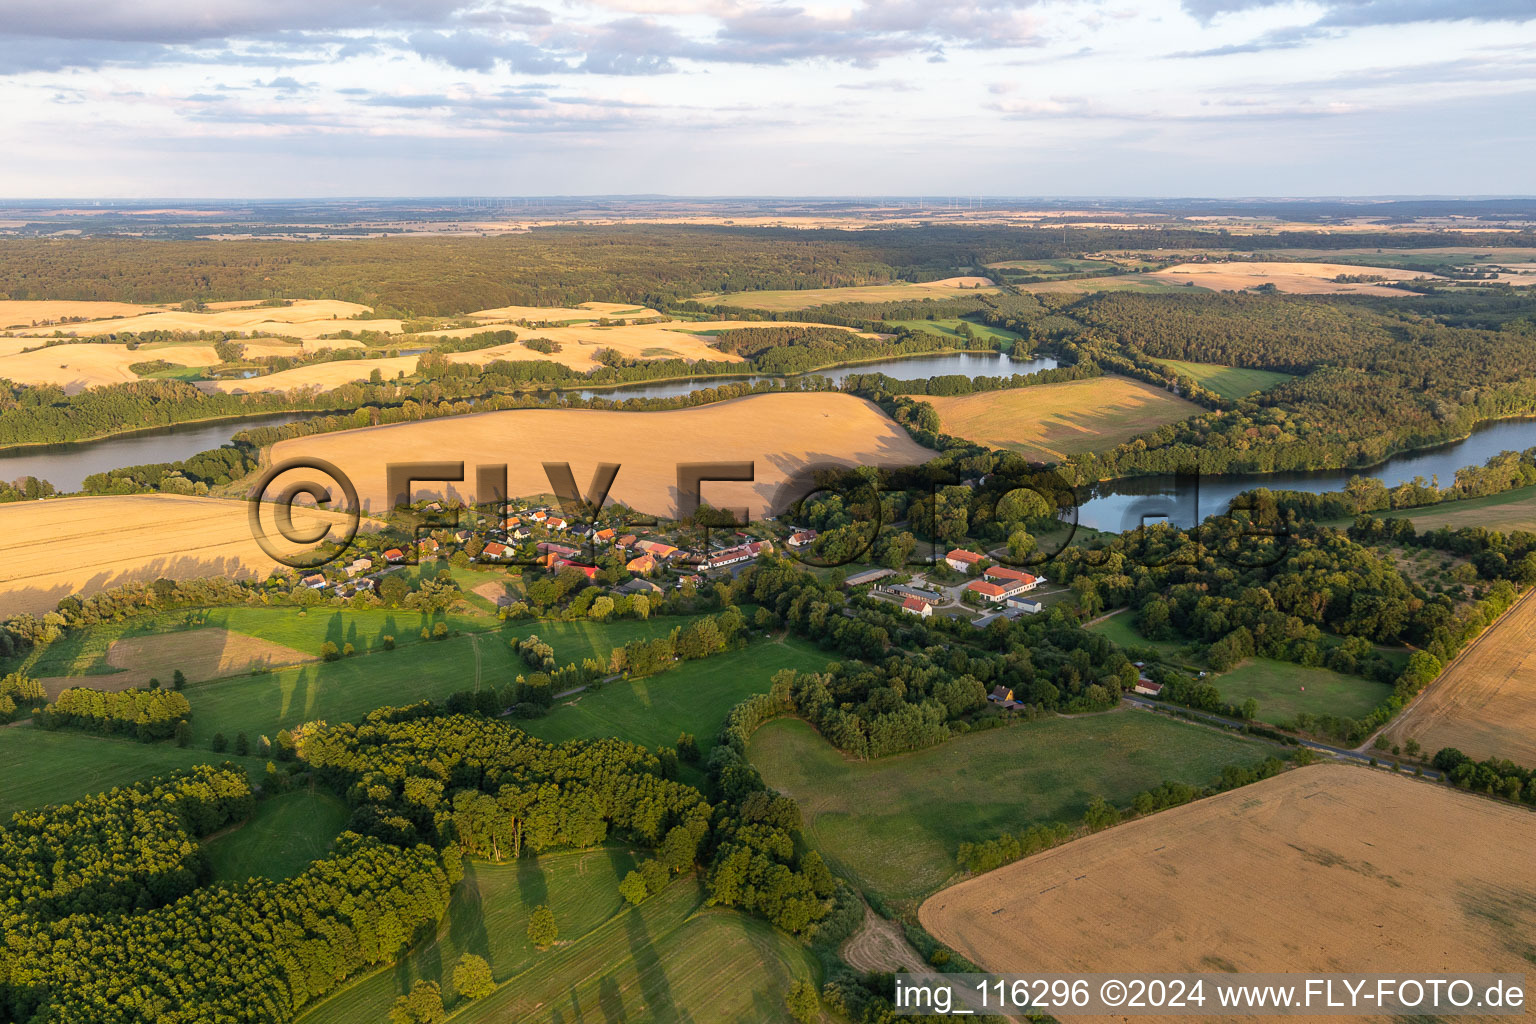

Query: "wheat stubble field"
(920, 764), (1536, 1022)
(924, 376), (1202, 460)
(271, 392), (933, 519)
(1382, 591), (1536, 764)
(0, 494), (372, 619)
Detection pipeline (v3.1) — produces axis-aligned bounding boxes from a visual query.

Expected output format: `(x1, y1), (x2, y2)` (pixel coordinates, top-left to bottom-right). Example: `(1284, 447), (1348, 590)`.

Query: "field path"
(840, 906), (925, 973)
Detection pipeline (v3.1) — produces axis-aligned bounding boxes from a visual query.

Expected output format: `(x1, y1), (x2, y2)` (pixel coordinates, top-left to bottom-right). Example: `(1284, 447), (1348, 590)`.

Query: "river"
(569, 350), (1062, 401)
(1073, 417), (1536, 533)
(0, 413), (314, 493)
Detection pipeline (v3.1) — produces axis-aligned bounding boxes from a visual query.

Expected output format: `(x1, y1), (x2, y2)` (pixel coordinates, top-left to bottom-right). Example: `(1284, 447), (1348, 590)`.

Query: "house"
(787, 529), (818, 548)
(352, 577), (375, 592)
(988, 685), (1014, 703)
(984, 566), (1040, 590)
(301, 573), (327, 590)
(530, 510), (547, 522)
(1006, 596), (1044, 615)
(626, 553), (657, 574)
(418, 538), (439, 555)
(345, 557), (372, 577)
(901, 595), (933, 618)
(842, 568), (895, 588)
(503, 516), (523, 530)
(509, 527), (531, 541)
(1134, 678), (1164, 696)
(537, 541), (580, 559)
(966, 580), (1010, 604)
(705, 540), (772, 570)
(616, 534), (637, 548)
(553, 561), (599, 580)
(634, 539), (678, 559)
(545, 516), (568, 531)
(383, 548), (406, 563)
(618, 577), (663, 597)
(481, 541), (510, 561)
(945, 549), (985, 572)
(593, 528), (616, 543)
(676, 573), (703, 589)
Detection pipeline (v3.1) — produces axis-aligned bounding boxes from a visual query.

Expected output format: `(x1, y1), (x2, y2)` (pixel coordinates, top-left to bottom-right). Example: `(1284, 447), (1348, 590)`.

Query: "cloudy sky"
(1, 0), (1533, 197)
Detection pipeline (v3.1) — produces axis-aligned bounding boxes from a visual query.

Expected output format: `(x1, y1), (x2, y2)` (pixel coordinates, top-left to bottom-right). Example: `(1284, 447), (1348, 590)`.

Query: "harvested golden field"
(464, 301), (660, 322)
(1148, 261), (1442, 295)
(704, 278), (1002, 311)
(925, 377), (1202, 460)
(300, 337), (365, 353)
(203, 355), (421, 394)
(921, 764), (1536, 1021)
(270, 392), (932, 519)
(238, 337), (304, 359)
(443, 321), (747, 373)
(0, 342), (221, 392)
(36, 627), (313, 698)
(0, 495), (374, 619)
(1382, 591), (1536, 764)
(4, 299), (387, 339)
(0, 300), (167, 329)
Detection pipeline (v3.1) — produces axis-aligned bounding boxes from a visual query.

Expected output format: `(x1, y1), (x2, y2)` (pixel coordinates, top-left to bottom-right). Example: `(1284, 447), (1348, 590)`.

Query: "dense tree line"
(1432, 748), (1536, 804)
(40, 685), (191, 741)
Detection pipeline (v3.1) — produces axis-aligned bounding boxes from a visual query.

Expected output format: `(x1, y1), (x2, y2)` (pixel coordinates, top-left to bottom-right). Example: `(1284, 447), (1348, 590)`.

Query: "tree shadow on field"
(325, 612), (344, 648)
(518, 854), (548, 909)
(625, 902), (681, 1024)
(598, 974), (628, 1024)
(447, 863), (495, 973)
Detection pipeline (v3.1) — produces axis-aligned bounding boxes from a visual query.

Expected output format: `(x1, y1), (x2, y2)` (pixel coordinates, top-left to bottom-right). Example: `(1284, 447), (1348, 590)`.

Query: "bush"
(619, 870), (649, 906)
(320, 641), (341, 662)
(382, 634), (395, 651)
(786, 979), (819, 1024)
(527, 905), (557, 948)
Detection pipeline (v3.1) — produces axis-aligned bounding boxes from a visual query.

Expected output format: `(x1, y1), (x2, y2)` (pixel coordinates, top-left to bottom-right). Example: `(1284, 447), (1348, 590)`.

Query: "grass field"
(920, 764), (1536, 1008)
(298, 848), (638, 1024)
(524, 636), (831, 759)
(0, 494), (373, 620)
(1152, 359), (1294, 400)
(704, 278), (1000, 311)
(1213, 658), (1390, 727)
(1348, 484), (1536, 535)
(271, 392), (933, 520)
(1383, 590), (1536, 764)
(748, 711), (1273, 904)
(886, 317), (1023, 348)
(1085, 609), (1193, 662)
(447, 876), (817, 1024)
(182, 615), (698, 743)
(0, 727), (267, 817)
(924, 376), (1203, 461)
(206, 788), (350, 882)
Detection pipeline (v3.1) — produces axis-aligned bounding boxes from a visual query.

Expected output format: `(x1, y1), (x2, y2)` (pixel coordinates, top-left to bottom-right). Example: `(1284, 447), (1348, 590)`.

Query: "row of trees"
(39, 685), (191, 742)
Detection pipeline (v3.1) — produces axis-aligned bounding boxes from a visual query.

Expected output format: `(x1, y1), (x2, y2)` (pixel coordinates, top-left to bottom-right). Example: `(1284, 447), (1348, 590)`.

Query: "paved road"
(1121, 694), (1444, 781)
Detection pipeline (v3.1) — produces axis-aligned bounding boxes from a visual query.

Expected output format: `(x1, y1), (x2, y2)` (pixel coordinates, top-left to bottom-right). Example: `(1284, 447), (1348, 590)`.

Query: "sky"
(1, 0), (1534, 197)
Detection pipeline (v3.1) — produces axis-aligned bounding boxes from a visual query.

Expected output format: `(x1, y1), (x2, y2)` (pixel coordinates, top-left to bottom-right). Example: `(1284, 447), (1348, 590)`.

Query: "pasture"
(524, 636), (831, 758)
(704, 278), (1000, 311)
(296, 848), (638, 1024)
(447, 876), (817, 1024)
(919, 765), (1536, 1004)
(1382, 590), (1536, 764)
(270, 392), (934, 520)
(180, 615), (695, 743)
(747, 712), (1273, 904)
(205, 788), (350, 882)
(1213, 658), (1391, 727)
(0, 494), (374, 620)
(0, 728), (267, 817)
(1152, 358), (1294, 400)
(923, 376), (1203, 461)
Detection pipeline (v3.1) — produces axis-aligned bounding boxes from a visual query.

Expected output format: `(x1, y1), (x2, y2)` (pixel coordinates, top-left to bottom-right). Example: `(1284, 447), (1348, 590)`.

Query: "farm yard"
(923, 376), (1203, 461)
(747, 712), (1273, 905)
(919, 764), (1536, 1005)
(269, 392), (934, 520)
(1382, 591), (1536, 764)
(0, 494), (376, 620)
